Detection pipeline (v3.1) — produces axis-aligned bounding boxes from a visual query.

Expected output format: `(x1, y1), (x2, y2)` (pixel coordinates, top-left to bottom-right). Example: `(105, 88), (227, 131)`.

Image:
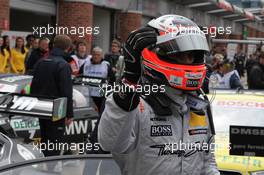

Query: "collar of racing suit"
(164, 86), (209, 112)
(140, 76), (208, 116)
(164, 86), (188, 114)
(143, 86), (208, 115)
(142, 86), (188, 116)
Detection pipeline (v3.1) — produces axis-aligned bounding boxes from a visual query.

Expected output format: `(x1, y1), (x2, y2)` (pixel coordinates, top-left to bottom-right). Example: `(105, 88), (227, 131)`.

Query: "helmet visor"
(157, 50), (206, 65)
(156, 32), (209, 55)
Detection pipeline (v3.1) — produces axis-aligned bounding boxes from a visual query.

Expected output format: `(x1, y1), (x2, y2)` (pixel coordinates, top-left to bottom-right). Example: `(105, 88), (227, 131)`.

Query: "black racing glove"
(113, 27), (158, 111)
(123, 26), (158, 83)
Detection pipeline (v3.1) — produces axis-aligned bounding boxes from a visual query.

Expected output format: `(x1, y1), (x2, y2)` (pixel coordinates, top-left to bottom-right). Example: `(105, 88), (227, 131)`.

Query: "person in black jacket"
(30, 35), (73, 156)
(234, 51), (246, 77)
(248, 52), (264, 89)
(25, 37), (49, 75)
(104, 39), (122, 82)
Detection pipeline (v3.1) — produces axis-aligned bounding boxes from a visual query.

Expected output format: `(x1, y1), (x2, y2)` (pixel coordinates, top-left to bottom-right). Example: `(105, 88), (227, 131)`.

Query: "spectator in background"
(84, 47), (114, 154)
(32, 38), (40, 49)
(30, 35), (73, 157)
(25, 34), (35, 49)
(25, 37), (49, 75)
(24, 38), (40, 68)
(2, 35), (11, 73)
(2, 35), (11, 54)
(0, 37), (10, 73)
(10, 37), (28, 74)
(69, 40), (91, 75)
(248, 52), (264, 89)
(211, 54), (224, 71)
(233, 45), (246, 77)
(217, 60), (243, 89)
(208, 54), (224, 89)
(246, 53), (258, 82)
(83, 46), (114, 111)
(214, 46), (227, 60)
(69, 40), (77, 56)
(104, 39), (122, 82)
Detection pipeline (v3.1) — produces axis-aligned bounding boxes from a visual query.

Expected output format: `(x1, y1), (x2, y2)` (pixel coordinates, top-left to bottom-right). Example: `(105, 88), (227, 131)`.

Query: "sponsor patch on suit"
(150, 118), (167, 122)
(189, 112), (207, 128)
(151, 125), (172, 137)
(188, 128), (208, 135)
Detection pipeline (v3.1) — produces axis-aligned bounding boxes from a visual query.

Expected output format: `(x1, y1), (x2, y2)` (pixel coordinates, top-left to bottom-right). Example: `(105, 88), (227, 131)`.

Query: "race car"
(0, 74), (101, 144)
(0, 74), (120, 175)
(0, 92), (67, 174)
(0, 153), (121, 175)
(0, 132), (45, 175)
(209, 90), (264, 175)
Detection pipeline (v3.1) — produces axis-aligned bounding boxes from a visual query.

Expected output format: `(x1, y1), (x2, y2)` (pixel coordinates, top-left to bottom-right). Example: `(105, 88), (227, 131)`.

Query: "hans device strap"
(197, 90), (216, 135)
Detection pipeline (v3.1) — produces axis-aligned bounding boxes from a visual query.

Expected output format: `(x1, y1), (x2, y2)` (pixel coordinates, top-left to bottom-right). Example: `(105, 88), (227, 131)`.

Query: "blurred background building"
(0, 0), (264, 53)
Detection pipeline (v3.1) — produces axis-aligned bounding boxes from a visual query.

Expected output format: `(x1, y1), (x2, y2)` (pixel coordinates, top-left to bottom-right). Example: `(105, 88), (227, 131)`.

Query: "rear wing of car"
(0, 92), (67, 122)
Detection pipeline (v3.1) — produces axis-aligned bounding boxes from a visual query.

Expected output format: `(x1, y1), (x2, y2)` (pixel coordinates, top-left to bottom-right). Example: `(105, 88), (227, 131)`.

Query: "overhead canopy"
(212, 38), (263, 44)
(175, 0), (264, 24)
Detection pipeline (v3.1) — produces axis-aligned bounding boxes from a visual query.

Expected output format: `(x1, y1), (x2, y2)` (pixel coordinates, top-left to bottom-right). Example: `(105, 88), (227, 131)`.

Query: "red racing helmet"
(142, 15), (209, 91)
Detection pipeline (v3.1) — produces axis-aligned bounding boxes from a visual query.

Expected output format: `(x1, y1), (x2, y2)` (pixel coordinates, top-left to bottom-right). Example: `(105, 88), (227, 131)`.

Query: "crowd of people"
(1, 33), (264, 94)
(1, 14), (264, 174)
(0, 33), (126, 156)
(0, 35), (29, 74)
(0, 34), (126, 109)
(202, 45), (264, 93)
(0, 35), (123, 76)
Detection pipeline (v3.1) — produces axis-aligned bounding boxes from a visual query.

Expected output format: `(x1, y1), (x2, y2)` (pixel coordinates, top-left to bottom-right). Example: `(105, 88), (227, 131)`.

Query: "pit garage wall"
(9, 0), (56, 32)
(58, 0), (94, 52)
(2, 0), (50, 31)
(9, 0), (56, 15)
(59, 0), (142, 52)
(92, 7), (111, 54)
(0, 0), (10, 31)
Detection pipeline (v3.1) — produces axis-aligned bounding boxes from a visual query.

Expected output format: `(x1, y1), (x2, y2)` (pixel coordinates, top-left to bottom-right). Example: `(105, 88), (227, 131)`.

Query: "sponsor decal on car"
(216, 100), (264, 109)
(65, 120), (91, 135)
(0, 83), (17, 92)
(0, 75), (32, 83)
(10, 119), (39, 131)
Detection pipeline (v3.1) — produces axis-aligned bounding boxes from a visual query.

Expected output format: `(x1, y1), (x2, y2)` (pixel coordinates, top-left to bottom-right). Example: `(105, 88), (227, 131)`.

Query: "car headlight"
(17, 144), (36, 160)
(251, 171), (264, 175)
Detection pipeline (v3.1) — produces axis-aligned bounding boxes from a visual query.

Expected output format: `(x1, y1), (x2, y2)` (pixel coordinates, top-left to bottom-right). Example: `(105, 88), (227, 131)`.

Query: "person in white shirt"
(83, 46), (114, 111)
(210, 60), (243, 89)
(69, 40), (91, 75)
